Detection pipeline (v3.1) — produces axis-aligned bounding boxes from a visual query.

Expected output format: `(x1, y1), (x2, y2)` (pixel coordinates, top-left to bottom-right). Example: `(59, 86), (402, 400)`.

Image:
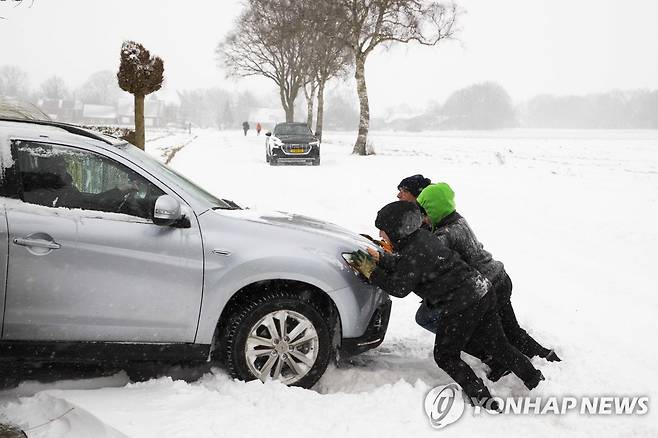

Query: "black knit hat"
(397, 174), (432, 198)
(375, 201), (423, 244)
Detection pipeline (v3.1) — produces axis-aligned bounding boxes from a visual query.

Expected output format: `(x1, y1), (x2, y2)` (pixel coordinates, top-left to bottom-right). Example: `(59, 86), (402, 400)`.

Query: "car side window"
(12, 140), (165, 220)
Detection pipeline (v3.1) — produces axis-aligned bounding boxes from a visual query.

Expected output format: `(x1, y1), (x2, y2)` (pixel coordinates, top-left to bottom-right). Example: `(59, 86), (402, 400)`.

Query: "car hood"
(275, 134), (316, 144)
(214, 208), (376, 251)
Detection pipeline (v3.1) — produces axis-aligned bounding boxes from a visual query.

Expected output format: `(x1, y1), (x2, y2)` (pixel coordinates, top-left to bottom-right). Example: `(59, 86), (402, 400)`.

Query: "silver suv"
(0, 119), (391, 388)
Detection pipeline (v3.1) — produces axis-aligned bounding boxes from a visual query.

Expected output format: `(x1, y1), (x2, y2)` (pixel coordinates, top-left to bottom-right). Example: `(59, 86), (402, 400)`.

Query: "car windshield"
(117, 142), (237, 210)
(274, 124), (312, 136)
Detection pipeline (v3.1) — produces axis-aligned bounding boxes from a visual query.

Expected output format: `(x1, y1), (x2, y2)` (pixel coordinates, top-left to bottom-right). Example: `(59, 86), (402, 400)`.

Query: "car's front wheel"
(223, 292), (331, 388)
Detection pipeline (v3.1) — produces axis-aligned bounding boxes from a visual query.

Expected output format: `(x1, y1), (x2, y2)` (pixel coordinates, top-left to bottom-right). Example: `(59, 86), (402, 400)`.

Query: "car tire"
(266, 150), (270, 163)
(312, 157), (321, 166)
(269, 157), (278, 166)
(223, 291), (332, 389)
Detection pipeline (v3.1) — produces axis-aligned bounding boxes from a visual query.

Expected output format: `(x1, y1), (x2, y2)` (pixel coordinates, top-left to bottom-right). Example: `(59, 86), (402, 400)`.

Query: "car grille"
(282, 143), (311, 154)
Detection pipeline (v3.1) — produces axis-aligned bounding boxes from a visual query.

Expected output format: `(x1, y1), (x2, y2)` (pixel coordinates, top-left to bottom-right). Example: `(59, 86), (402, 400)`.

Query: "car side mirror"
(153, 195), (182, 226)
(265, 132), (272, 137)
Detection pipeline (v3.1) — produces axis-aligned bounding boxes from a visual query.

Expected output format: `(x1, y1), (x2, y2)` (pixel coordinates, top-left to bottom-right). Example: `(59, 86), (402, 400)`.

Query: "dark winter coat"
(370, 227), (490, 316)
(433, 211), (505, 284)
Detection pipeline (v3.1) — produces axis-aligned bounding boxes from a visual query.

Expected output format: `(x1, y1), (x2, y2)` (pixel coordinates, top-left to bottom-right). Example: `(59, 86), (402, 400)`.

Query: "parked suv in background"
(0, 118), (390, 388)
(265, 122), (320, 166)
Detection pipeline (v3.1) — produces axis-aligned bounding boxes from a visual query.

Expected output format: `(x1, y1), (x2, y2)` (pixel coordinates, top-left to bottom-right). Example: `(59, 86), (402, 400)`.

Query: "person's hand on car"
(350, 250), (377, 279)
(366, 247), (380, 262)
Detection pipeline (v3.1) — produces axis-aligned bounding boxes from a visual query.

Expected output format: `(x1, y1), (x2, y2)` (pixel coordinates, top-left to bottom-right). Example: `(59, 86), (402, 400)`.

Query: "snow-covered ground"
(2, 128), (657, 437)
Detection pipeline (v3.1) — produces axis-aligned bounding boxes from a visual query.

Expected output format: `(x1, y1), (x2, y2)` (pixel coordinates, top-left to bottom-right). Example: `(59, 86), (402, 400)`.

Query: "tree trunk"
(134, 94), (145, 150)
(285, 105), (294, 123)
(353, 56), (370, 155)
(315, 79), (326, 142)
(279, 87), (295, 123)
(306, 90), (314, 129)
(303, 83), (316, 129)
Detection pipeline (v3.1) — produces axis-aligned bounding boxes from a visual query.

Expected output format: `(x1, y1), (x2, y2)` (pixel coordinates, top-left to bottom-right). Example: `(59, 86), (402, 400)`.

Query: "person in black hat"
(397, 174), (432, 202)
(350, 201), (544, 408)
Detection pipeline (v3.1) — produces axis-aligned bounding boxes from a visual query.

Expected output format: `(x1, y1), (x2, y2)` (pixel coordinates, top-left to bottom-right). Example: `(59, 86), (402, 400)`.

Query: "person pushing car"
(415, 182), (560, 381)
(350, 201), (544, 409)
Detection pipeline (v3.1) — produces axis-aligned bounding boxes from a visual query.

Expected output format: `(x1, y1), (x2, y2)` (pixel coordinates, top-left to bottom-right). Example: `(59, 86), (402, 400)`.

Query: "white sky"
(1, 0), (657, 115)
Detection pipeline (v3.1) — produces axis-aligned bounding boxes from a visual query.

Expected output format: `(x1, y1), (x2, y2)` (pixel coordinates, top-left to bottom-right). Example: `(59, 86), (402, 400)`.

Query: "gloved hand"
(349, 250), (377, 279)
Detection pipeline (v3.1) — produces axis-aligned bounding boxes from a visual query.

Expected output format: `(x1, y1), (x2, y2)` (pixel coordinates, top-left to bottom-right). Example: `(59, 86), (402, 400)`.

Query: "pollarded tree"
(117, 41), (164, 150)
(333, 0), (459, 155)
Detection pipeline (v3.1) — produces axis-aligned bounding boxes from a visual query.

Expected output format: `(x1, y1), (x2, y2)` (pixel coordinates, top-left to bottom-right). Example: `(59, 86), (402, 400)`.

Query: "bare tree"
(40, 76), (69, 100)
(117, 41), (164, 150)
(333, 0), (459, 155)
(0, 65), (29, 99)
(77, 70), (121, 105)
(218, 0), (310, 122)
(302, 4), (353, 142)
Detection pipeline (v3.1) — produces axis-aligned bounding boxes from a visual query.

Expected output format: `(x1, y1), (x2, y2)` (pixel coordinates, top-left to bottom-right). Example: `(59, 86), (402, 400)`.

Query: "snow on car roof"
(0, 118), (124, 147)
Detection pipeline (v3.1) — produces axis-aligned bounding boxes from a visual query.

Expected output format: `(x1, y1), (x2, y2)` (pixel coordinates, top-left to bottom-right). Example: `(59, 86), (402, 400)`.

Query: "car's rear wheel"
(223, 292), (331, 388)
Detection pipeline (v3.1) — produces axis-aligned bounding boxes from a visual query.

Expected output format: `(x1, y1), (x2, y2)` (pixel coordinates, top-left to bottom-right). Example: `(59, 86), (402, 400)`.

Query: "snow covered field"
(2, 128), (657, 437)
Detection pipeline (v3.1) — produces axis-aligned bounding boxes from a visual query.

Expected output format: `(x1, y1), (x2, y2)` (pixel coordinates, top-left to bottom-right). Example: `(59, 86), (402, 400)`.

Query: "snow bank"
(1, 392), (128, 438)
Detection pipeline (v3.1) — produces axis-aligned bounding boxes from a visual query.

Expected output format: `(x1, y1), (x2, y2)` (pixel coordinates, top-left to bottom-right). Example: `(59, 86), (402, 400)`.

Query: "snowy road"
(2, 128), (657, 437)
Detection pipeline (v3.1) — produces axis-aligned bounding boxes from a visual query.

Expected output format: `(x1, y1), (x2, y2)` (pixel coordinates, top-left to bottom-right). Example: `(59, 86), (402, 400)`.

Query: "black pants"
(433, 292), (540, 399)
(471, 274), (550, 369)
(417, 273), (550, 367)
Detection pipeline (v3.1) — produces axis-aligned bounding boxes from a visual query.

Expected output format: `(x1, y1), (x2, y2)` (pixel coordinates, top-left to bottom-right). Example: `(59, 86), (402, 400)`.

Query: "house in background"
(36, 98), (81, 122)
(118, 95), (165, 127)
(81, 104), (117, 125)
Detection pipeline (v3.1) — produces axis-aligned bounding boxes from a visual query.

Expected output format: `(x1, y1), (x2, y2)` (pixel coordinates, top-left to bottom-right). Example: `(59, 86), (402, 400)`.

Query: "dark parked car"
(265, 123), (320, 166)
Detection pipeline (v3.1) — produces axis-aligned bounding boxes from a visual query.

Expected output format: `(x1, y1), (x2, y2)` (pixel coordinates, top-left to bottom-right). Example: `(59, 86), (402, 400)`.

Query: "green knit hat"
(416, 182), (456, 227)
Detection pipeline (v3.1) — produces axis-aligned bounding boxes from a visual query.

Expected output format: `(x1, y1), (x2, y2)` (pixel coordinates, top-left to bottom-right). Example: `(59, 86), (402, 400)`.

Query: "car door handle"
(13, 238), (61, 250)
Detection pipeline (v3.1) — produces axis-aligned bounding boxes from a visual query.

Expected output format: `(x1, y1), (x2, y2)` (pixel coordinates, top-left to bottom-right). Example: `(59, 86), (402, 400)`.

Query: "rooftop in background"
(0, 98), (51, 122)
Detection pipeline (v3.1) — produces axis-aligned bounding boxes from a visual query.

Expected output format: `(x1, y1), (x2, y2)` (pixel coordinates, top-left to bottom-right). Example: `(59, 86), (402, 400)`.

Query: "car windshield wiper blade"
(212, 199), (242, 210)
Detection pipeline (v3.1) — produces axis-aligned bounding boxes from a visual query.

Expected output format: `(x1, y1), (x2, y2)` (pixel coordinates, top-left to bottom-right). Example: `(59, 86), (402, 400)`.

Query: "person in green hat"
(416, 182), (560, 381)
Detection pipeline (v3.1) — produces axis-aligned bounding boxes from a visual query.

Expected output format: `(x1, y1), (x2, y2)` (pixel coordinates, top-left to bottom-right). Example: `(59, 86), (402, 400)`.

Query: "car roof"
(0, 118), (124, 150)
(275, 122), (308, 126)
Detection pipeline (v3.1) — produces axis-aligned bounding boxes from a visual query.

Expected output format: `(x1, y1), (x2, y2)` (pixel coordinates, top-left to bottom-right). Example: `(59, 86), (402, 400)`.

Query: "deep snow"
(1, 128), (657, 437)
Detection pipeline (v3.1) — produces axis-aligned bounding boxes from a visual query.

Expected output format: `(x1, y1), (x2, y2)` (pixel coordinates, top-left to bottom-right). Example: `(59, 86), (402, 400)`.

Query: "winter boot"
(543, 350), (561, 362)
(486, 367), (511, 382)
(466, 387), (502, 413)
(524, 370), (545, 390)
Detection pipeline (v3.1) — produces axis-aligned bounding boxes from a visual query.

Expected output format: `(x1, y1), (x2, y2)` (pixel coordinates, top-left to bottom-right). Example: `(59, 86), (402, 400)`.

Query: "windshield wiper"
(212, 199), (242, 210)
